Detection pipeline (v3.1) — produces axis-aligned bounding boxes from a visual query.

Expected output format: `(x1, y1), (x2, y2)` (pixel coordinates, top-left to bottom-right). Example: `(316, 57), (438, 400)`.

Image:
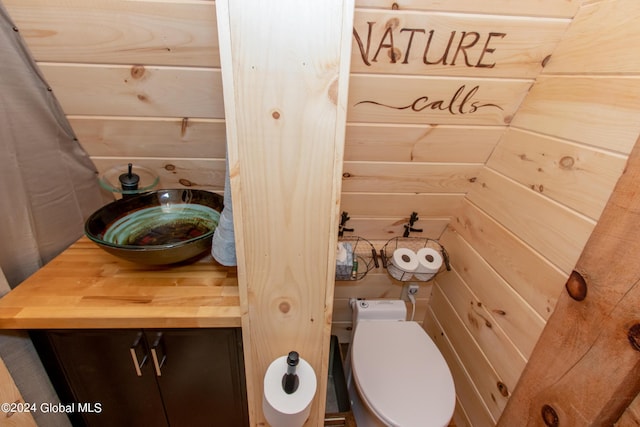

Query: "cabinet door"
(44, 329), (169, 427)
(145, 328), (248, 427)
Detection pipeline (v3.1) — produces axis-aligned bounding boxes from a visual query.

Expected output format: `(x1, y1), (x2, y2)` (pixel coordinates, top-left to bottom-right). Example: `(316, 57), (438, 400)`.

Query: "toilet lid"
(352, 321), (455, 427)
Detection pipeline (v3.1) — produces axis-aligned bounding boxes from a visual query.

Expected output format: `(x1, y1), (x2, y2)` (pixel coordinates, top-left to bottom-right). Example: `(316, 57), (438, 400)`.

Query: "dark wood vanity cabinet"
(31, 328), (249, 427)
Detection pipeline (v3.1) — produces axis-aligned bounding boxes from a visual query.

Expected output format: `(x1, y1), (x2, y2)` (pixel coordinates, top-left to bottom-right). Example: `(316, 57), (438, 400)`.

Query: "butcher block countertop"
(0, 237), (242, 329)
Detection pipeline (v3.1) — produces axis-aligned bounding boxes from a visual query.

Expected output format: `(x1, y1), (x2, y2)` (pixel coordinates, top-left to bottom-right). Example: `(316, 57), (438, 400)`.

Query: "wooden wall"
(5, 0), (574, 348)
(3, 0), (227, 192)
(335, 0), (577, 342)
(6, 0), (640, 425)
(4, 0), (574, 238)
(423, 0), (640, 425)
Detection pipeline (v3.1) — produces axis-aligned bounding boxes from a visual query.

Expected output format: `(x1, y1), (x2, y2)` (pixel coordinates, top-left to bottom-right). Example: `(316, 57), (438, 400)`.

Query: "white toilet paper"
(388, 248), (419, 281)
(414, 247), (443, 281)
(263, 355), (317, 427)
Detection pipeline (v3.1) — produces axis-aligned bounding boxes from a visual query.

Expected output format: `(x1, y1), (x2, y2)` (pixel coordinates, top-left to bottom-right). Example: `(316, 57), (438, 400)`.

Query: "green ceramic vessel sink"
(85, 189), (223, 265)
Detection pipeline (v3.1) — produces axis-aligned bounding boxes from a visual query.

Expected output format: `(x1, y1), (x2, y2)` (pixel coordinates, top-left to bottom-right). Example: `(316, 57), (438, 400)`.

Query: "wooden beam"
(497, 135), (640, 426)
(216, 1), (354, 426)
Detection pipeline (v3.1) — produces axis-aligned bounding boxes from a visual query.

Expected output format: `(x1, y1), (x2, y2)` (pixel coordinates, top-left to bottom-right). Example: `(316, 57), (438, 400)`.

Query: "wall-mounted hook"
(338, 211), (354, 237)
(403, 211), (423, 237)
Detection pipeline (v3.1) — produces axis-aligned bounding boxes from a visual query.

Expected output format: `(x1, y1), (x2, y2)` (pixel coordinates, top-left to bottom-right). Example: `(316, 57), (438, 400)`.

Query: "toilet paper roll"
(263, 355), (317, 427)
(388, 248), (419, 281)
(414, 247), (443, 281)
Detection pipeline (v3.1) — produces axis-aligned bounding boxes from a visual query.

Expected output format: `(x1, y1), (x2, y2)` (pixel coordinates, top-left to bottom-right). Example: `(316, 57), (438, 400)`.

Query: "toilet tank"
(353, 299), (407, 323)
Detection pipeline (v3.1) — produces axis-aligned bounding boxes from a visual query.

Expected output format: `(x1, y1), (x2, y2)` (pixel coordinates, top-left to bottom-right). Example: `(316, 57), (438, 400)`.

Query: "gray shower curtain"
(1, 4), (108, 426)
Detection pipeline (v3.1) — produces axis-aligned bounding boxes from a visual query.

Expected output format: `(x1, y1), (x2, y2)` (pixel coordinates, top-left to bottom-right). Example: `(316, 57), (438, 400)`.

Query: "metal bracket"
(403, 211), (423, 237)
(338, 211), (354, 237)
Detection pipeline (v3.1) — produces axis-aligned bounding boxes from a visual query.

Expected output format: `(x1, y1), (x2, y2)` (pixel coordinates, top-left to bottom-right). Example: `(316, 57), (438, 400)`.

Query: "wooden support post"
(216, 1), (354, 426)
(498, 136), (640, 426)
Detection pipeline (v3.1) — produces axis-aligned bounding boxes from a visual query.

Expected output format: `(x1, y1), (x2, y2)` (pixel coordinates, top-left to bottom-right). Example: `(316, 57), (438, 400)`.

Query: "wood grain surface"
(497, 136), (640, 426)
(0, 238), (241, 329)
(0, 357), (37, 427)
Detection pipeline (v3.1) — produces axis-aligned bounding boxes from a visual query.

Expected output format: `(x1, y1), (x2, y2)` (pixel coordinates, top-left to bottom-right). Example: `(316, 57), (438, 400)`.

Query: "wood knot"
(497, 381), (509, 397)
(386, 18), (400, 30)
(565, 270), (587, 301)
(272, 110), (281, 120)
(131, 65), (146, 79)
(279, 301), (291, 314)
(328, 78), (339, 106)
(559, 156), (575, 170)
(541, 404), (559, 427)
(542, 55), (552, 68)
(628, 324), (640, 351)
(178, 178), (193, 187)
(164, 164), (176, 171)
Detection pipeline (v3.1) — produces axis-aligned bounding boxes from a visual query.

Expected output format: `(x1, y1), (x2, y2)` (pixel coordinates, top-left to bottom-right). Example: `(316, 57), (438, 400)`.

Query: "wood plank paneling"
(7, 0), (579, 72)
(430, 284), (506, 421)
(340, 193), (464, 217)
(341, 162), (481, 193)
(488, 128), (628, 220)
(435, 266), (527, 390)
(4, 0), (219, 67)
(355, 0), (581, 18)
(498, 136), (640, 427)
(333, 269), (399, 300)
(511, 76), (640, 154)
(424, 309), (495, 427)
(351, 11), (569, 78)
(344, 124), (503, 163)
(439, 229), (545, 359)
(348, 75), (532, 125)
(467, 168), (595, 274)
(91, 158), (226, 192)
(543, 0), (640, 75)
(343, 217), (449, 240)
(38, 63), (224, 118)
(449, 200), (567, 320)
(70, 117), (227, 158)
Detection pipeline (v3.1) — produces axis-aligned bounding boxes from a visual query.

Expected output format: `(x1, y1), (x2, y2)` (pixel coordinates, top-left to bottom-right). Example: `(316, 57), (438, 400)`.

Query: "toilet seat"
(351, 321), (455, 427)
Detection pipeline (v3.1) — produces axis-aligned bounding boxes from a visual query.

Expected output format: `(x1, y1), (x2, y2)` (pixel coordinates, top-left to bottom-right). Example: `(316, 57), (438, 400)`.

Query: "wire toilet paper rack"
(381, 237), (451, 282)
(335, 236), (378, 281)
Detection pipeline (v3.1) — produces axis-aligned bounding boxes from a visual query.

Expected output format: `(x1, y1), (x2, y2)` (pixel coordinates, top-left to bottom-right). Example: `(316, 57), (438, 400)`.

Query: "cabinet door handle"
(150, 332), (166, 377)
(129, 332), (148, 377)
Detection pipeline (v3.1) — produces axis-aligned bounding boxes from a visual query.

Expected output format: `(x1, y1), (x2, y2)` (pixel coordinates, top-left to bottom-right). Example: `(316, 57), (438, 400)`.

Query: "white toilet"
(346, 299), (455, 427)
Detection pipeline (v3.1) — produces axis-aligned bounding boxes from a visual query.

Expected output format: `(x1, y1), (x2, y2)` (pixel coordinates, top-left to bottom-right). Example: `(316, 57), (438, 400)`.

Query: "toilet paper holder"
(381, 237), (451, 282)
(282, 351), (300, 394)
